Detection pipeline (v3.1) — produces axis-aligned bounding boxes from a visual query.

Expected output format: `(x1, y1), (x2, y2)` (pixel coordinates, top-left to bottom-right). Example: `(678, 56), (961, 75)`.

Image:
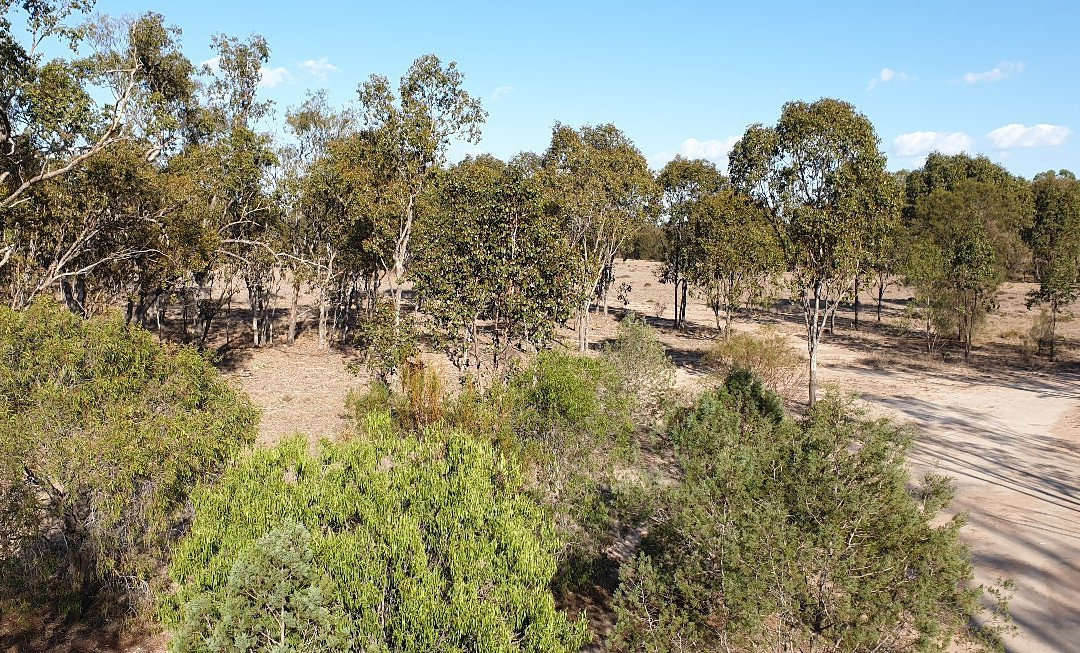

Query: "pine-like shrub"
(612, 383), (1008, 652)
(165, 429), (588, 653)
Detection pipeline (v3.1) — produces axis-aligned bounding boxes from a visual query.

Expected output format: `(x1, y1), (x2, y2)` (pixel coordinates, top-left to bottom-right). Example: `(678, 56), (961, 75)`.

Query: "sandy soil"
(220, 337), (363, 445)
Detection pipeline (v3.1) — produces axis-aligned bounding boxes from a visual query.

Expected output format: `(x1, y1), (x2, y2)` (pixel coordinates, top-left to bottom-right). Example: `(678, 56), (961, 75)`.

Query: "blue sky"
(82, 1), (1080, 178)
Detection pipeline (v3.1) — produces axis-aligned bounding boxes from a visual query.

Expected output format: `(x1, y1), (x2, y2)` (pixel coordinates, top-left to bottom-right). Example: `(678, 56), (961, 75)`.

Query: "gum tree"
(1026, 170), (1080, 359)
(357, 54), (486, 325)
(730, 99), (893, 405)
(540, 123), (656, 351)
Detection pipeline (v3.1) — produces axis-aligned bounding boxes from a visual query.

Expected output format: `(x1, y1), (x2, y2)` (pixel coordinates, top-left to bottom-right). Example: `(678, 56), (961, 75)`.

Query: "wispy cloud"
(867, 67), (911, 91)
(258, 66), (290, 89)
(300, 58), (339, 79)
(893, 131), (972, 159)
(490, 85), (514, 101)
(987, 123), (1071, 149)
(962, 61), (1024, 84)
(200, 56), (220, 72)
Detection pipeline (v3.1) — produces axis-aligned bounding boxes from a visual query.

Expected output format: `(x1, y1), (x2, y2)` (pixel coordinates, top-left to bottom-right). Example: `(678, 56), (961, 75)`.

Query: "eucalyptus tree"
(1, 8), (200, 309)
(905, 153), (1034, 358)
(657, 156), (726, 327)
(862, 172), (907, 325)
(730, 99), (893, 405)
(540, 123), (656, 351)
(357, 54), (486, 325)
(684, 189), (783, 336)
(169, 33), (278, 346)
(412, 155), (574, 377)
(1026, 170), (1080, 359)
(905, 152), (1034, 277)
(1, 2), (155, 213)
(279, 92), (356, 345)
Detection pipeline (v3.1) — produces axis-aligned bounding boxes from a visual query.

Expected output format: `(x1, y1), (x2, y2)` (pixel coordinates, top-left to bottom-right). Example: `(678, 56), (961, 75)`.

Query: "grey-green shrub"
(0, 299), (258, 614)
(612, 382), (1006, 652)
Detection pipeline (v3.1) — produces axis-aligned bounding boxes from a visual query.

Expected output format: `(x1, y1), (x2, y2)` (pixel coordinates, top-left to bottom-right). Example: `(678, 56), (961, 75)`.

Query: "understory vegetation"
(0, 300), (1013, 652)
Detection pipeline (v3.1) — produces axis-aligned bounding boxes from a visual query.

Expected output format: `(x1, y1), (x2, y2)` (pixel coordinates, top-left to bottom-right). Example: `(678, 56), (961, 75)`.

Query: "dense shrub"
(0, 300), (258, 615)
(166, 430), (588, 653)
(612, 378), (1006, 652)
(172, 523), (348, 653)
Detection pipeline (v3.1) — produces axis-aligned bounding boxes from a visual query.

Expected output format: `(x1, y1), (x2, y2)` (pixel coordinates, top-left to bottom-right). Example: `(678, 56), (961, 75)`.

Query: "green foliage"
(172, 523), (348, 653)
(540, 123), (658, 350)
(0, 300), (258, 613)
(1025, 170), (1080, 359)
(612, 387), (1006, 652)
(685, 189), (784, 332)
(353, 299), (417, 380)
(166, 430), (587, 653)
(348, 362), (444, 434)
(730, 98), (896, 404)
(626, 222), (665, 261)
(719, 366), (783, 423)
(905, 153), (1034, 277)
(509, 351), (632, 446)
(413, 155), (575, 375)
(906, 170), (1027, 357)
(601, 313), (675, 423)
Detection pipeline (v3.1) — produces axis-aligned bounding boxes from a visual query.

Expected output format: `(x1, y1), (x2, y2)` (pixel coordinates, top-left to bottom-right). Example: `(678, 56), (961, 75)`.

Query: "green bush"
(165, 431), (588, 653)
(172, 523), (348, 653)
(510, 351), (631, 444)
(720, 366), (783, 423)
(353, 299), (417, 381)
(353, 351), (637, 597)
(612, 385), (1007, 652)
(0, 299), (258, 615)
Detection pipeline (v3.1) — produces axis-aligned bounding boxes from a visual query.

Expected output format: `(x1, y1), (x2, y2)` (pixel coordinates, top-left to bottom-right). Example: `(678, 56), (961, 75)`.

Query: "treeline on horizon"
(3, 3), (1079, 400)
(0, 3), (1073, 651)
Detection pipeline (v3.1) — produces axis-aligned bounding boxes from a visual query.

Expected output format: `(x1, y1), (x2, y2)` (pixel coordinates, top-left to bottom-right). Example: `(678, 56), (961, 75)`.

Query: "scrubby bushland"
(165, 430), (588, 653)
(0, 300), (259, 616)
(611, 371), (1008, 652)
(601, 313), (676, 424)
(703, 328), (804, 398)
(354, 350), (637, 596)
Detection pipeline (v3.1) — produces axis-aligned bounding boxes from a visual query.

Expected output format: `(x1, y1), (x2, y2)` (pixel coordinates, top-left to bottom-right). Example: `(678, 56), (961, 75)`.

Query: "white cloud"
(258, 66), (290, 89)
(893, 131), (973, 158)
(490, 85), (514, 101)
(200, 56), (220, 72)
(987, 123), (1071, 149)
(962, 61), (1024, 84)
(300, 58), (338, 79)
(648, 136), (740, 171)
(867, 67), (911, 91)
(679, 136), (740, 164)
